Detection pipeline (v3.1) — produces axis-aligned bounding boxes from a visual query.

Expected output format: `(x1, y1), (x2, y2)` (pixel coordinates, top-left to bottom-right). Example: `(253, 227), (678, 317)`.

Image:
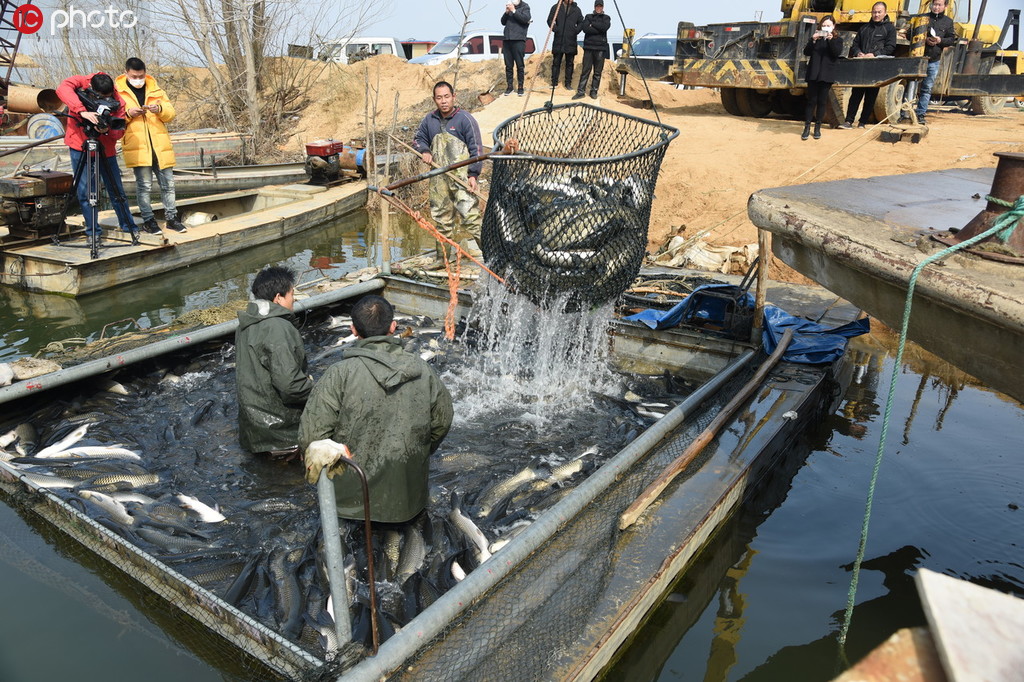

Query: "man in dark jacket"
(501, 0), (532, 96)
(842, 2), (897, 127)
(914, 0), (957, 124)
(547, 0), (583, 89)
(235, 266), (313, 459)
(299, 295), (454, 523)
(412, 81), (485, 264)
(573, 0), (611, 100)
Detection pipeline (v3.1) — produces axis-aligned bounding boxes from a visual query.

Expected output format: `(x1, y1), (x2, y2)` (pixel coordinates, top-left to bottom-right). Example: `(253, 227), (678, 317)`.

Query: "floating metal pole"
(317, 468), (353, 646)
(337, 349), (756, 681)
(0, 278), (384, 406)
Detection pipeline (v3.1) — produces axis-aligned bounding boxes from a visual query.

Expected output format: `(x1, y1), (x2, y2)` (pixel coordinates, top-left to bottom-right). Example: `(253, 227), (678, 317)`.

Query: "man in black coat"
(573, 0), (611, 99)
(547, 0), (583, 89)
(842, 2), (897, 127)
(501, 0), (532, 96)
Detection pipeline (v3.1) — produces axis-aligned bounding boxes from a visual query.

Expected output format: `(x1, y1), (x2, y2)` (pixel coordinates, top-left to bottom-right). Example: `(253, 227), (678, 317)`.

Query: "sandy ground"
(281, 53), (1024, 281)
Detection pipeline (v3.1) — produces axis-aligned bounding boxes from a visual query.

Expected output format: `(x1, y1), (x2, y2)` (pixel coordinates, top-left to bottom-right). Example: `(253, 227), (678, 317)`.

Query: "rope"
(836, 193), (1024, 664)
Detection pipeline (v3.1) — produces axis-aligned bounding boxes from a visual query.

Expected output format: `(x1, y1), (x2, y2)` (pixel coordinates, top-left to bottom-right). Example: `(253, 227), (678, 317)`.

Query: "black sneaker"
(571, 92), (585, 100)
(517, 89), (525, 96)
(838, 121), (853, 130)
(141, 217), (160, 234)
(503, 89), (513, 96)
(166, 218), (188, 233)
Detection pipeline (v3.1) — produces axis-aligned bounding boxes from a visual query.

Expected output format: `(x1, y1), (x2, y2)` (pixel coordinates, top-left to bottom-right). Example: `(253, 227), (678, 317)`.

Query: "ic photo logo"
(13, 2), (138, 35)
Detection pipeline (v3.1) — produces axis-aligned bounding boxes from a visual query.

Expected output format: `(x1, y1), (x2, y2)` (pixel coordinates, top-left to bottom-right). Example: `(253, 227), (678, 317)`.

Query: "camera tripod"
(58, 134), (139, 260)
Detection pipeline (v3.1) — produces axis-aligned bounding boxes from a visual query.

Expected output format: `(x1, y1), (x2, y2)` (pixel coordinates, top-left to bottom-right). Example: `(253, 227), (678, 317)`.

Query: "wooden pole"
(751, 228), (771, 345)
(618, 327), (795, 530)
(380, 92), (399, 275)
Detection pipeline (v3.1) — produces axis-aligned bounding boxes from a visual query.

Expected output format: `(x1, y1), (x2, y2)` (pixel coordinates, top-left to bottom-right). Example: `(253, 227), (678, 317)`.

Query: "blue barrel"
(27, 113), (64, 139)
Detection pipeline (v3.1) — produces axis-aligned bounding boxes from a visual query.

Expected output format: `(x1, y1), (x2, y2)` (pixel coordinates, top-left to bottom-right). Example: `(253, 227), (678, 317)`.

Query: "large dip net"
(482, 103), (678, 310)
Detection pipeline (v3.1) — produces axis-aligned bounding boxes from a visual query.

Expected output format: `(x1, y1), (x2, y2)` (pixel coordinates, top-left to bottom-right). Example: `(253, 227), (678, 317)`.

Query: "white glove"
(304, 439), (351, 485)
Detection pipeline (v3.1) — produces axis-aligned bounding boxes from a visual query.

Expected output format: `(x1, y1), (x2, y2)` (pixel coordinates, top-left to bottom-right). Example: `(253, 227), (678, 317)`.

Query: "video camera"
(74, 87), (126, 137)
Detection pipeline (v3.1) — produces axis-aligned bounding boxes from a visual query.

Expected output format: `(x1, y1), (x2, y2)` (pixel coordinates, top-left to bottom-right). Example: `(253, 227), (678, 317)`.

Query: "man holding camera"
(56, 72), (137, 241)
(115, 58), (187, 234)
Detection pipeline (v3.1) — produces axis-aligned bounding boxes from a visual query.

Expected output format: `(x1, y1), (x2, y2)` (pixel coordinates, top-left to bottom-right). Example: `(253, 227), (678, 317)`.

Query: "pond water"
(1, 213), (1022, 681)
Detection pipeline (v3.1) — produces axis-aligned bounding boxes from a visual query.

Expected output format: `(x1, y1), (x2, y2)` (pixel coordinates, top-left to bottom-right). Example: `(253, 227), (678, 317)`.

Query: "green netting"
(482, 103), (678, 310)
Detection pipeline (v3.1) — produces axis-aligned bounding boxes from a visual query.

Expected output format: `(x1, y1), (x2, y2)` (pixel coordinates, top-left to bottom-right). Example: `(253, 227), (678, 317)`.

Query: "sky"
(360, 0), (1023, 44)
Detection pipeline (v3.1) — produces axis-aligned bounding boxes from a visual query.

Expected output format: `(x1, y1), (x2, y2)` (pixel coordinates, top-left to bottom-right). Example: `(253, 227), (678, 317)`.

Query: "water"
(1, 214), (1022, 679)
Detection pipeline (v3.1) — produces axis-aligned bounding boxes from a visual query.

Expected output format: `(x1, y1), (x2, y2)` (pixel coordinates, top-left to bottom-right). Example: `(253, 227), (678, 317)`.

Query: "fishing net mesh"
(482, 103), (677, 310)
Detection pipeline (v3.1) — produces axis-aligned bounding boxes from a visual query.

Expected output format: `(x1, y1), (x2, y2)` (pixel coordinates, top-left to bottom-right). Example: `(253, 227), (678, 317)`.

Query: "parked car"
(319, 36), (406, 64)
(615, 34), (676, 82)
(409, 30), (536, 66)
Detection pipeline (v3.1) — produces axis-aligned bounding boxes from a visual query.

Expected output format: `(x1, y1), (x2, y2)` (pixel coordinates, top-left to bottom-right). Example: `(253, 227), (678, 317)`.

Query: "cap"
(594, 0), (603, 6)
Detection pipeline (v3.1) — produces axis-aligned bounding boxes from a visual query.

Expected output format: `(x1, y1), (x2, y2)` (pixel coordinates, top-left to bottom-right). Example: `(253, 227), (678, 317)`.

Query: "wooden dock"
(0, 181), (366, 296)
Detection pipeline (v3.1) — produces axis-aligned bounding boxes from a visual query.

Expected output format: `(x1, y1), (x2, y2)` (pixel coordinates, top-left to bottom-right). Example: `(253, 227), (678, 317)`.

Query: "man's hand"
(145, 103), (161, 114)
(127, 107), (145, 118)
(926, 36), (940, 46)
(421, 151), (433, 166)
(468, 176), (478, 192)
(862, 52), (874, 58)
(304, 439), (352, 485)
(81, 111), (101, 125)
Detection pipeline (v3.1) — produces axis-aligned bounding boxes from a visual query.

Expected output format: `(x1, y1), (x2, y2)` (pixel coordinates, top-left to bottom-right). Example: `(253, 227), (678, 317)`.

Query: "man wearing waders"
(412, 81), (484, 265)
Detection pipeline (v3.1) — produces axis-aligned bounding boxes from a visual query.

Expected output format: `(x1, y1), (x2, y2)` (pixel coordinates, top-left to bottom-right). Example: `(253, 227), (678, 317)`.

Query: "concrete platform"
(747, 166), (1024, 404)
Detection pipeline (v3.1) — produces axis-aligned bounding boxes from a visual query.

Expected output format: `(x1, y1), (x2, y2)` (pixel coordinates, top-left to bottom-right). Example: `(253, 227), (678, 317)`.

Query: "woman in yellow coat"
(114, 57), (187, 233)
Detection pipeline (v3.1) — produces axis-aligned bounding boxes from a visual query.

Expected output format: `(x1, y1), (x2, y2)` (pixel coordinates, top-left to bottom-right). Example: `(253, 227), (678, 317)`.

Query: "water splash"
(444, 277), (618, 427)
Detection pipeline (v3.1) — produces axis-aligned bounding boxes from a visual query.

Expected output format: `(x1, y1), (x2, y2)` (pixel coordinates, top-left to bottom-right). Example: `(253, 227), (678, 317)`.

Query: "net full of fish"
(0, 307), (694, 662)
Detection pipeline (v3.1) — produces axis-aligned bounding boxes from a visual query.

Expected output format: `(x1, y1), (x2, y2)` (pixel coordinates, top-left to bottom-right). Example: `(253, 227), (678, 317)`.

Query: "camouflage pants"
(428, 175), (481, 243)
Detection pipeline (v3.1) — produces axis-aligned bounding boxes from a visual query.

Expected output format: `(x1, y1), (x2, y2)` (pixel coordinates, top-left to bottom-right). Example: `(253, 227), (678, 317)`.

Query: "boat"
(0, 266), (861, 680)
(0, 180), (367, 296)
(747, 151), (1024, 404)
(118, 161), (309, 196)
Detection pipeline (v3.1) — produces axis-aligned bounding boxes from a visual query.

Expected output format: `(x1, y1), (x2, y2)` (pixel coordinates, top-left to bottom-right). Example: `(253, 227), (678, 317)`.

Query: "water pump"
(304, 139), (366, 185)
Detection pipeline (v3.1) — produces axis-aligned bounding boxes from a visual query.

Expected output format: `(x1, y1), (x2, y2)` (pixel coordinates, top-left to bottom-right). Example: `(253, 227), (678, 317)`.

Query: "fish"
(35, 445), (141, 461)
(176, 493), (226, 523)
(449, 492), (491, 564)
(110, 491), (156, 505)
(419, 350), (436, 362)
(327, 315), (352, 330)
(88, 473), (159, 488)
(396, 524), (426, 585)
(382, 529), (402, 581)
(97, 378), (129, 395)
(191, 399), (216, 426)
(474, 466), (540, 518)
(10, 470), (80, 489)
(79, 490), (134, 526)
(0, 428), (18, 449)
(269, 549), (303, 640)
(312, 334), (359, 364)
(159, 372), (181, 385)
(136, 527), (210, 553)
(34, 424), (89, 458)
(224, 554), (262, 605)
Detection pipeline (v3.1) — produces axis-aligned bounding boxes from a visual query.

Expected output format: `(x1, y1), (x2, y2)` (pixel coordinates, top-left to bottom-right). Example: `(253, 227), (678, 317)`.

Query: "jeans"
(133, 164), (177, 221)
(503, 40), (526, 91)
(69, 148), (136, 236)
(576, 49), (605, 96)
(916, 60), (940, 118)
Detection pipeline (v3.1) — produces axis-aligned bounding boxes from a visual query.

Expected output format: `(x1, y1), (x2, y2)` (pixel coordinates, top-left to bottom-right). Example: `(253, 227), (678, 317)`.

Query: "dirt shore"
(281, 54), (1024, 281)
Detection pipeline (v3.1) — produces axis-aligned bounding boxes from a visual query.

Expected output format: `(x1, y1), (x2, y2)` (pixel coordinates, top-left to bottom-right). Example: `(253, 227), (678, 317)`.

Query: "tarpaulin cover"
(624, 284), (870, 365)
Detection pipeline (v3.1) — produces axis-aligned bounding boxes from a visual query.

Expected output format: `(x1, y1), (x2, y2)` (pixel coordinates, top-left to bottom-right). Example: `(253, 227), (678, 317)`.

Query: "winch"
(0, 170), (74, 239)
(304, 139), (366, 185)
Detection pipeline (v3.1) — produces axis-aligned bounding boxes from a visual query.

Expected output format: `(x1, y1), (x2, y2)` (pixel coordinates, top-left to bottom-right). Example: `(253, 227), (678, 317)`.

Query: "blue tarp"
(624, 284), (870, 365)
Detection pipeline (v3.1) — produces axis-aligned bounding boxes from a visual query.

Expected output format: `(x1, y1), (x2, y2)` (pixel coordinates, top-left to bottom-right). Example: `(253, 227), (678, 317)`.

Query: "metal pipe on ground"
(0, 279), (384, 406)
(6, 86), (63, 114)
(337, 349), (756, 681)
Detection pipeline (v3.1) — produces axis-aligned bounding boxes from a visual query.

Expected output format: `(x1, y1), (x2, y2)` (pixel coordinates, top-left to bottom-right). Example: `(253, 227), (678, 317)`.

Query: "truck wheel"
(737, 89), (773, 118)
(874, 81), (906, 124)
(720, 88), (743, 116)
(772, 91), (803, 119)
(971, 63), (1012, 115)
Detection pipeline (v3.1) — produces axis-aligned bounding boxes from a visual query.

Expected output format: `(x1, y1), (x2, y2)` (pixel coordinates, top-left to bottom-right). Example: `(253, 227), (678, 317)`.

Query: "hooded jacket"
(851, 16), (896, 58)
(235, 300), (312, 453)
(55, 73), (126, 156)
(114, 73), (177, 169)
(547, 1), (583, 54)
(501, 1), (532, 42)
(298, 336), (454, 523)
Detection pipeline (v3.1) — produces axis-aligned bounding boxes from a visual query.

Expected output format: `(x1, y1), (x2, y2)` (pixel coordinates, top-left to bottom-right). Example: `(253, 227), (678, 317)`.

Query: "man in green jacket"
(299, 295), (454, 523)
(235, 266), (313, 459)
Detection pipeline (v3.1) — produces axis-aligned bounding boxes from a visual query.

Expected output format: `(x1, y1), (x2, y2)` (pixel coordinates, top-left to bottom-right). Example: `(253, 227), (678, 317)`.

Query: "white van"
(319, 36), (406, 64)
(409, 30), (536, 66)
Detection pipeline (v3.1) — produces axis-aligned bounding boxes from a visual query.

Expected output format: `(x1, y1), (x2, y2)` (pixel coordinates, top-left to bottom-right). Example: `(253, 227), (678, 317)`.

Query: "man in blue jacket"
(501, 0), (532, 96)
(412, 81), (485, 264)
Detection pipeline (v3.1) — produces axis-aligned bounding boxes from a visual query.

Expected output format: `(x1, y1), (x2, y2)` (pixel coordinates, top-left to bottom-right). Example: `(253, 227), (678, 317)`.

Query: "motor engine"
(304, 139), (366, 185)
(0, 171), (74, 238)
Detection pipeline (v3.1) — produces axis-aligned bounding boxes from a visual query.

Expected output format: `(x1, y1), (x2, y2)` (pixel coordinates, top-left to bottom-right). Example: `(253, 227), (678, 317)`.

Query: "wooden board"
(916, 568), (1024, 682)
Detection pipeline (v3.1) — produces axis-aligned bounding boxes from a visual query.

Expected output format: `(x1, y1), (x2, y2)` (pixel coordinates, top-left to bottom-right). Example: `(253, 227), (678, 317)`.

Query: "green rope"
(837, 194), (1024, 665)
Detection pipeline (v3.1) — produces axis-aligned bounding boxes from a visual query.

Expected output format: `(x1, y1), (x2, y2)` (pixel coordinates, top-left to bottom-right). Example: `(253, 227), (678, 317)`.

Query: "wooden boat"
(747, 153), (1024, 404)
(0, 270), (859, 680)
(0, 181), (367, 296)
(118, 161), (309, 196)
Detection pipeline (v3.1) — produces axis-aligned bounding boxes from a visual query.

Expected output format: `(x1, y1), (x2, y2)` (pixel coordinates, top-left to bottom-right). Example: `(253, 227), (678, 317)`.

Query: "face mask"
(128, 78), (145, 88)
(821, 25), (833, 34)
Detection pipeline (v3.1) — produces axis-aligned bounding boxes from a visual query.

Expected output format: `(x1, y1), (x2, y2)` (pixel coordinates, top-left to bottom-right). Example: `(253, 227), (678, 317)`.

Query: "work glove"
(304, 439), (352, 485)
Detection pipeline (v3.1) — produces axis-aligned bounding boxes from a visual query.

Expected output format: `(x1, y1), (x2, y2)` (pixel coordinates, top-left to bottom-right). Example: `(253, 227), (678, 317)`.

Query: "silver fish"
(35, 424), (89, 458)
(89, 473), (159, 488)
(450, 493), (491, 564)
(175, 493), (226, 523)
(396, 524), (426, 585)
(37, 446), (141, 461)
(79, 490), (134, 526)
(97, 378), (129, 395)
(475, 466), (540, 518)
(111, 491), (156, 505)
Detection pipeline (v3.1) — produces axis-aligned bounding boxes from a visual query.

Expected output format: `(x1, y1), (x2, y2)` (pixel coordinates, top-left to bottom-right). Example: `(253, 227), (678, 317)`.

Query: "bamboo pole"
(751, 229), (771, 345)
(618, 327), (795, 530)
